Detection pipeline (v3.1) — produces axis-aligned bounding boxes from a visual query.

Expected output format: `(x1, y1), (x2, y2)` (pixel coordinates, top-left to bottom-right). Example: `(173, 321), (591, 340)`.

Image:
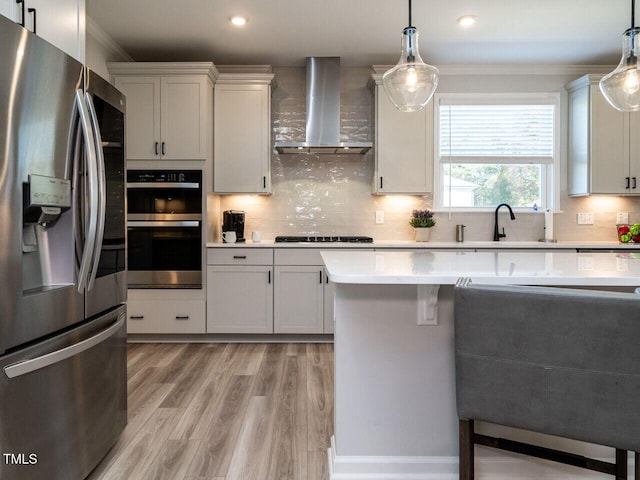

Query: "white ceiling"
(87, 0), (632, 67)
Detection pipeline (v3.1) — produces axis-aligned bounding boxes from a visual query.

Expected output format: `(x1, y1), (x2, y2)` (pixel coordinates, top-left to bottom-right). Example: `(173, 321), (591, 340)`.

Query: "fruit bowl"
(617, 224), (640, 243)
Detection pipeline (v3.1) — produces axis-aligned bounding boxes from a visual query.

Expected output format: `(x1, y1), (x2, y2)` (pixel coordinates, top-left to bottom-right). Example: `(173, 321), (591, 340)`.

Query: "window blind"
(440, 104), (555, 162)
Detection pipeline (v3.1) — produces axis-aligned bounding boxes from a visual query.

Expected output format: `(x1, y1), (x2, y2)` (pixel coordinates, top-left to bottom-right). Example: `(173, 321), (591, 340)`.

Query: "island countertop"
(321, 250), (640, 286)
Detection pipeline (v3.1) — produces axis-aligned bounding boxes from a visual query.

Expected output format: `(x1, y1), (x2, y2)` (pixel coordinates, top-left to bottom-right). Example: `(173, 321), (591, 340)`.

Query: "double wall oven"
(127, 170), (203, 288)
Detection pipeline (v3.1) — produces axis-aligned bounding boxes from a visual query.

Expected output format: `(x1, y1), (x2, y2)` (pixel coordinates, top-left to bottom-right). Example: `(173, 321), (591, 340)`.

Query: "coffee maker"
(222, 210), (246, 242)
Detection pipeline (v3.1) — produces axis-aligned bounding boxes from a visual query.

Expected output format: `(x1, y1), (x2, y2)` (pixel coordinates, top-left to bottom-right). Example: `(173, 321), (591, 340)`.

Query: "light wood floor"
(88, 342), (334, 480)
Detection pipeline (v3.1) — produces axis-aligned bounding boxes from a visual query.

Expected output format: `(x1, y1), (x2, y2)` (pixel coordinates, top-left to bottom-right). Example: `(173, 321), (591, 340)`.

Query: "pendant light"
(600, 0), (640, 111)
(382, 0), (439, 112)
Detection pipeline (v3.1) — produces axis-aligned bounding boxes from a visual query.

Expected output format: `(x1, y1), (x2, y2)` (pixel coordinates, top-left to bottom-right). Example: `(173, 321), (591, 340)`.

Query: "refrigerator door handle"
(85, 92), (106, 291)
(75, 89), (99, 293)
(3, 312), (125, 379)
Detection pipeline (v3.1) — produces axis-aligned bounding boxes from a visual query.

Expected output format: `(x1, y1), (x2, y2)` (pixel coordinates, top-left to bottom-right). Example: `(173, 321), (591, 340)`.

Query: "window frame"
(433, 93), (561, 212)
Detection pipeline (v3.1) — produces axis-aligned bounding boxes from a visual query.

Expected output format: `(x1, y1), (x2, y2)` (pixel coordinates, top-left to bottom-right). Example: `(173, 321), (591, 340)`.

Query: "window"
(434, 94), (559, 211)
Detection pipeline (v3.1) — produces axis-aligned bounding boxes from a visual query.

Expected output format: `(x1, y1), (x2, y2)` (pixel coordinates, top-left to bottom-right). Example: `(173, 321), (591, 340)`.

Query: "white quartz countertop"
(206, 240), (640, 249)
(321, 250), (640, 286)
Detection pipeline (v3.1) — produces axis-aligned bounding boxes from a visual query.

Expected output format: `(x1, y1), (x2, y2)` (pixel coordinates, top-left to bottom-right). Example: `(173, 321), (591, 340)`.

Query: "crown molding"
(107, 62), (219, 83)
(87, 17), (134, 63)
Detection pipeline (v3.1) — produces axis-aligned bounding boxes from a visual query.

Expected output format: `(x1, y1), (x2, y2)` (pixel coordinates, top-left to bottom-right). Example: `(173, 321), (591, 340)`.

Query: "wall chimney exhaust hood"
(275, 57), (372, 155)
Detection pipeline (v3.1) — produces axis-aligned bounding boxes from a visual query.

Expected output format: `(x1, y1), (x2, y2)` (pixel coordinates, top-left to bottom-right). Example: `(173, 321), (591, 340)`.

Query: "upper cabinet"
(2, 0), (85, 62)
(213, 69), (275, 194)
(567, 74), (640, 195)
(109, 62), (217, 162)
(369, 71), (434, 194)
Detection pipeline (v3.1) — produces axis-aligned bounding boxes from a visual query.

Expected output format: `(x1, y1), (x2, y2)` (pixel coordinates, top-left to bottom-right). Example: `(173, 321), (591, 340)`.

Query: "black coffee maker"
(222, 210), (246, 242)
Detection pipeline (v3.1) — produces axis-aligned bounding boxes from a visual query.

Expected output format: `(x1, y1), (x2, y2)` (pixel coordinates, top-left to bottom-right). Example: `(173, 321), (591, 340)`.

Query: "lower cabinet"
(274, 266), (325, 334)
(206, 265), (273, 333)
(127, 299), (206, 334)
(206, 248), (274, 333)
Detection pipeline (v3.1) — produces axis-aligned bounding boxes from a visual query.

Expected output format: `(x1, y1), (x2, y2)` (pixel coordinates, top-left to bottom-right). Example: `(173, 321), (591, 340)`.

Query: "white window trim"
(433, 92), (561, 213)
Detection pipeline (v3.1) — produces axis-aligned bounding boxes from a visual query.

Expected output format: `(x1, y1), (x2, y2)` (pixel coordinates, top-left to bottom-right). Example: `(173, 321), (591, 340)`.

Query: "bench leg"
(459, 419), (474, 480)
(615, 449), (627, 480)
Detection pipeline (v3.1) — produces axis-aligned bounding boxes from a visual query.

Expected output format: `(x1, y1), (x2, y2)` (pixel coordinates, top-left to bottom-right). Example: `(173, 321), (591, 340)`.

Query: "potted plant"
(409, 209), (436, 242)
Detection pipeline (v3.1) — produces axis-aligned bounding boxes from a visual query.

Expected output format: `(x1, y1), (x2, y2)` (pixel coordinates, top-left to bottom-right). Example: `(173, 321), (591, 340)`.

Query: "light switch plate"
(577, 212), (594, 225)
(375, 211), (384, 224)
(617, 212), (629, 224)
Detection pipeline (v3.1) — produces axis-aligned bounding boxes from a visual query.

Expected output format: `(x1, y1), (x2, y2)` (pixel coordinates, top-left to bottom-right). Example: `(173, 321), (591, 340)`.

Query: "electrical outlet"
(375, 211), (384, 224)
(617, 212), (629, 224)
(577, 212), (594, 225)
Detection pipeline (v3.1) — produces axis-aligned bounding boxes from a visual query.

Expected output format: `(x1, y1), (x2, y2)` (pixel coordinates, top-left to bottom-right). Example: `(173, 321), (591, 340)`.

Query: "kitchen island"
(321, 250), (640, 480)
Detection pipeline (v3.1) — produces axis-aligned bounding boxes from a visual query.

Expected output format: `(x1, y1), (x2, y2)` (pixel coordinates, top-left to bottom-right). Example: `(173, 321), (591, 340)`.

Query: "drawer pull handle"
(175, 316), (190, 320)
(130, 315), (144, 320)
(233, 255), (247, 259)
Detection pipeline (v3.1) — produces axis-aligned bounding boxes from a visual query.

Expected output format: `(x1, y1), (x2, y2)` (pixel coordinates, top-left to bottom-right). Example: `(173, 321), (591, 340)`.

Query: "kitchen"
(2, 0), (640, 479)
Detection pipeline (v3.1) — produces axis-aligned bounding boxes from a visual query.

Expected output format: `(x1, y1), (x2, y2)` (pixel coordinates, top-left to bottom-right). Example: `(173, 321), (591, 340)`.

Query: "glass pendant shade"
(382, 27), (439, 112)
(600, 27), (640, 112)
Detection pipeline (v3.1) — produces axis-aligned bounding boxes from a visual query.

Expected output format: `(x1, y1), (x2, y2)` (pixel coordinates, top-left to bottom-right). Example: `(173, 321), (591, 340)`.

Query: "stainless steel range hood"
(275, 57), (372, 155)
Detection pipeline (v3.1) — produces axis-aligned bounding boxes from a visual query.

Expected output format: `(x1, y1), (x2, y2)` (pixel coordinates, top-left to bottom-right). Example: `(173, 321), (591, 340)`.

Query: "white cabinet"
(127, 299), (206, 334)
(567, 74), (640, 195)
(369, 73), (433, 194)
(206, 248), (274, 333)
(109, 63), (217, 162)
(274, 265), (324, 333)
(273, 248), (371, 334)
(213, 71), (274, 194)
(0, 1), (17, 22)
(3, 0), (85, 62)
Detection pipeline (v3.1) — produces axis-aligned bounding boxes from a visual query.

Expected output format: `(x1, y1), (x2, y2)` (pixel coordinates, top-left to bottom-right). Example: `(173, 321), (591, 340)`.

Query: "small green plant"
(409, 209), (436, 228)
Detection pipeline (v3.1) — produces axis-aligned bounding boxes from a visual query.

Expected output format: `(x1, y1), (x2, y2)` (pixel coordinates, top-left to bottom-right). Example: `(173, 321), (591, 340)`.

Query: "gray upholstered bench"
(454, 279), (640, 479)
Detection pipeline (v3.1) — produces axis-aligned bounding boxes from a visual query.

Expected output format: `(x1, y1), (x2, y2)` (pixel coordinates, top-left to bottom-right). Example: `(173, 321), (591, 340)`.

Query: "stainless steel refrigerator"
(0, 14), (127, 480)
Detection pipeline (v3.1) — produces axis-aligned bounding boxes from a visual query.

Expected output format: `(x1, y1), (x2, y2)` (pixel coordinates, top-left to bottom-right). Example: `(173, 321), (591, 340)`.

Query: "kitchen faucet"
(493, 203), (516, 241)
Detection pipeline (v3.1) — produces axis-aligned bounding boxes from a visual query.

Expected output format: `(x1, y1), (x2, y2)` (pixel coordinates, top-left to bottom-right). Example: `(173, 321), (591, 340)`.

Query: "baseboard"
(127, 333), (334, 343)
(328, 436), (636, 480)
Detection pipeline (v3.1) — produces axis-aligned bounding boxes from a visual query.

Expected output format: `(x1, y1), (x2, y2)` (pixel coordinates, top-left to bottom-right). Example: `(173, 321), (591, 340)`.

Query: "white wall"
(213, 66), (640, 243)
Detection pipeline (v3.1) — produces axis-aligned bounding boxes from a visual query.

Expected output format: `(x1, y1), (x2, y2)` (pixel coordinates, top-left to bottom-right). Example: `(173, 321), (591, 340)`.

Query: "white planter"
(414, 228), (432, 242)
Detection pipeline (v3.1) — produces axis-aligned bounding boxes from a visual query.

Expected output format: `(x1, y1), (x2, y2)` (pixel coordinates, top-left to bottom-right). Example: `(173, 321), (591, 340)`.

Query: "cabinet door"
(114, 76), (161, 160)
(375, 86), (433, 194)
(629, 112), (640, 191)
(590, 86), (629, 194)
(0, 0), (18, 22)
(161, 75), (208, 160)
(323, 268), (335, 334)
(214, 84), (271, 193)
(207, 266), (273, 333)
(24, 0), (85, 62)
(274, 266), (324, 334)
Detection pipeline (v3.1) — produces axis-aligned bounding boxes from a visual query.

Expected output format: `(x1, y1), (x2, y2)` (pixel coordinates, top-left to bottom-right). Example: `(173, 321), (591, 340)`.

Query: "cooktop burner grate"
(274, 235), (373, 243)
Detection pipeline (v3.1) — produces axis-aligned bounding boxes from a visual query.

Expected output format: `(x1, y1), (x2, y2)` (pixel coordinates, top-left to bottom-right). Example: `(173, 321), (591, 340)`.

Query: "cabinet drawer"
(127, 299), (205, 334)
(207, 248), (273, 265)
(275, 248), (372, 266)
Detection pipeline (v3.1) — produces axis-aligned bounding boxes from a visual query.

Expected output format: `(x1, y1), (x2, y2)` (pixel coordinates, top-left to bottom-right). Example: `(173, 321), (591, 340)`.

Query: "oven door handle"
(127, 221), (200, 228)
(126, 182), (200, 189)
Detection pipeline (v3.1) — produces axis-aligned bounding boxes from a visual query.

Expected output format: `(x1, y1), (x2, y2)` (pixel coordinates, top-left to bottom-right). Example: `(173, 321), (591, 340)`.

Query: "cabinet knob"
(155, 142), (159, 155)
(175, 315), (190, 320)
(634, 177), (637, 189)
(16, 0), (25, 27)
(233, 255), (247, 259)
(162, 142), (166, 155)
(129, 315), (144, 320)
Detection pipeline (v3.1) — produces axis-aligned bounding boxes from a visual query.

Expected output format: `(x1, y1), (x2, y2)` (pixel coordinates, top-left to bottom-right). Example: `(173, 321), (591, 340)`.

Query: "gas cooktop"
(274, 235), (373, 243)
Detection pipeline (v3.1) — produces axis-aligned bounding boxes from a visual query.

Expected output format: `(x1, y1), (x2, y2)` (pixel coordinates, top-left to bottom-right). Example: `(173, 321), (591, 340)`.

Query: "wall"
(214, 65), (640, 243)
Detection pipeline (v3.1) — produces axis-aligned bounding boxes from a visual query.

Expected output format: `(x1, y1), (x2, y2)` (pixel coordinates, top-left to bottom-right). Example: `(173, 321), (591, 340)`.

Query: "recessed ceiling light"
(230, 16), (247, 26)
(457, 15), (477, 27)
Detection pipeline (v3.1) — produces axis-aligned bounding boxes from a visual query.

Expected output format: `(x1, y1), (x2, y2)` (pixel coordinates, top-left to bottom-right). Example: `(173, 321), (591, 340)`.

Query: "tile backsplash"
(210, 66), (640, 243)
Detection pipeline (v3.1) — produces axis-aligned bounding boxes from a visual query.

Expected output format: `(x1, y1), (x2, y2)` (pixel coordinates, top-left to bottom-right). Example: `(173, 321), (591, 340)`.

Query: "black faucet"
(493, 203), (515, 241)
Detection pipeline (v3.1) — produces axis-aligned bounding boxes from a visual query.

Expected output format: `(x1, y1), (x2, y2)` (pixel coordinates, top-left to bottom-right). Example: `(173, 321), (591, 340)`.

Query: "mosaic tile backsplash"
(210, 66), (640, 243)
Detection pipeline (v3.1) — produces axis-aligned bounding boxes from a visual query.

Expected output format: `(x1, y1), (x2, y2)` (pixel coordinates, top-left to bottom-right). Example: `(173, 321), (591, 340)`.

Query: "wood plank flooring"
(88, 342), (334, 480)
